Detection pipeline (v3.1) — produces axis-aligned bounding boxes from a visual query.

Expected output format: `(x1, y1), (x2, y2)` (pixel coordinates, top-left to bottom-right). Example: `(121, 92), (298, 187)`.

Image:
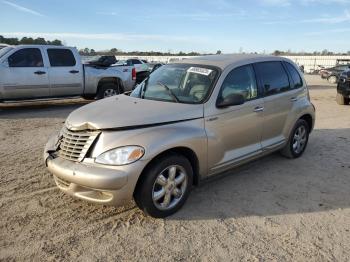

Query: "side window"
(8, 48), (43, 67)
(132, 59), (142, 64)
(219, 65), (258, 101)
(47, 49), (76, 67)
(285, 62), (303, 89)
(255, 62), (290, 96)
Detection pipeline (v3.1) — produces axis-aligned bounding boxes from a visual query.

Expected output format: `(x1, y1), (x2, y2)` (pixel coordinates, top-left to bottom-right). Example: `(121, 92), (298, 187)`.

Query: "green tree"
(33, 37), (47, 45)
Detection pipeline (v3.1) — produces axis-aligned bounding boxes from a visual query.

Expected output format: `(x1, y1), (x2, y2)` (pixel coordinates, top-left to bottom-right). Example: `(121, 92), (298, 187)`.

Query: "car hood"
(65, 95), (204, 130)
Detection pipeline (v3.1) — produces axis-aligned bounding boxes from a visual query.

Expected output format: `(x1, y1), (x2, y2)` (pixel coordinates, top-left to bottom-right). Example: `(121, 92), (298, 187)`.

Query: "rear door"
(2, 47), (49, 100)
(254, 61), (299, 150)
(205, 64), (264, 175)
(46, 48), (83, 97)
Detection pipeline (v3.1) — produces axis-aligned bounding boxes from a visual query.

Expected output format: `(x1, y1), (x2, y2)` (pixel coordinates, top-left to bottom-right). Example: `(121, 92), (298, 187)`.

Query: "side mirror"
(217, 93), (245, 108)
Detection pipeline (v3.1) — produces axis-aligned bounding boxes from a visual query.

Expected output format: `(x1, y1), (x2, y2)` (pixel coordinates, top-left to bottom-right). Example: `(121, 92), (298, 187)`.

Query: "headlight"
(95, 146), (145, 165)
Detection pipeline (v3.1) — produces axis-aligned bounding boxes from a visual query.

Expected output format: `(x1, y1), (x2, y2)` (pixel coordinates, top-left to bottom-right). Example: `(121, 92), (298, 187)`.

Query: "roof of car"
(15, 45), (74, 49)
(175, 54), (289, 70)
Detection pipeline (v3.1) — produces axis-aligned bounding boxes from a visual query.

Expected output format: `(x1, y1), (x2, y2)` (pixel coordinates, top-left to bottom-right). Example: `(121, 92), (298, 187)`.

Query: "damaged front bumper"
(44, 134), (141, 206)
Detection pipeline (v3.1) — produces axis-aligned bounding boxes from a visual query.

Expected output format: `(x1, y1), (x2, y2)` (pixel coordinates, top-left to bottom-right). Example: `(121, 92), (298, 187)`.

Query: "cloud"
(96, 11), (118, 16)
(1, 0), (45, 17)
(0, 32), (207, 43)
(301, 0), (350, 4)
(97, 10), (246, 21)
(259, 0), (291, 6)
(305, 28), (350, 36)
(265, 9), (350, 24)
(260, 0), (350, 6)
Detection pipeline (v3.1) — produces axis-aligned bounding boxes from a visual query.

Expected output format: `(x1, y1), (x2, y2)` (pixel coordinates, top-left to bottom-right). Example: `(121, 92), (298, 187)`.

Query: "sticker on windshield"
(187, 67), (213, 76)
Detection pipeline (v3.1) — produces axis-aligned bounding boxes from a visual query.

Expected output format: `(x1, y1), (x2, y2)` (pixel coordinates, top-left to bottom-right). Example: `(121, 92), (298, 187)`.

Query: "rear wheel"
(96, 83), (121, 99)
(336, 93), (349, 105)
(281, 119), (309, 159)
(134, 154), (193, 218)
(328, 75), (338, 84)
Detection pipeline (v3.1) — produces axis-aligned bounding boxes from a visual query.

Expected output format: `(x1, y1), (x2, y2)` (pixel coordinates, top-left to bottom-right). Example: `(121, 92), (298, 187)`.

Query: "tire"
(336, 93), (349, 105)
(134, 154), (193, 218)
(82, 94), (96, 100)
(328, 75), (338, 84)
(96, 83), (121, 99)
(280, 119), (310, 159)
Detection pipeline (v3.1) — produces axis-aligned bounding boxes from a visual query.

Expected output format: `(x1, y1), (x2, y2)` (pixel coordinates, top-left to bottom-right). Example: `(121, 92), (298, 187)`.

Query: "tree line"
(0, 35), (63, 46)
(2, 35), (350, 56)
(273, 49), (350, 56)
(78, 47), (209, 57)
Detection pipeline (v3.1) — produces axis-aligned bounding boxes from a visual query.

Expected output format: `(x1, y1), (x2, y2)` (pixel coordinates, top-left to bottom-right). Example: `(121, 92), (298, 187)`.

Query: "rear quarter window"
(47, 49), (76, 67)
(285, 62), (303, 89)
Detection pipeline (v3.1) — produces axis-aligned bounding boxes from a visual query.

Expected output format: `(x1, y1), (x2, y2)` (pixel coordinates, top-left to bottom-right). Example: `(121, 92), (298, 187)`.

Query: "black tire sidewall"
(288, 119), (310, 158)
(96, 83), (120, 99)
(135, 154), (193, 218)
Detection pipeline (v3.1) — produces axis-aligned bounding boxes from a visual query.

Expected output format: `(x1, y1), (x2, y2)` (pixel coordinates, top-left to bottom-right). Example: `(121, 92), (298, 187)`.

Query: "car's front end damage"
(44, 127), (147, 206)
(44, 94), (206, 206)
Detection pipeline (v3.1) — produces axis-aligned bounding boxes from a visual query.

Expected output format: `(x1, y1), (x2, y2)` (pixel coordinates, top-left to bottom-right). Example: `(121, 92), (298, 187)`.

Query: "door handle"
(206, 116), (219, 122)
(253, 106), (264, 113)
(34, 71), (46, 75)
(69, 70), (79, 74)
(290, 97), (298, 102)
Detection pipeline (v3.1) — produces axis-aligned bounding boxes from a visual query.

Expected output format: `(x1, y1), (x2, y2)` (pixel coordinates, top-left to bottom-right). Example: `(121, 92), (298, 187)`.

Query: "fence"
(86, 55), (350, 73)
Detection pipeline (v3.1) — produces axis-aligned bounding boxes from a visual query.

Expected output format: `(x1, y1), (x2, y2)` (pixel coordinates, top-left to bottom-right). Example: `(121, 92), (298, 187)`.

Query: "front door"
(2, 47), (49, 100)
(205, 64), (264, 176)
(46, 48), (83, 97)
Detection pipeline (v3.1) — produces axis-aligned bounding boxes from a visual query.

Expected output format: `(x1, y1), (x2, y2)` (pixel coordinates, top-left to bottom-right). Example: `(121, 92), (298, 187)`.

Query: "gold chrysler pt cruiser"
(44, 54), (315, 218)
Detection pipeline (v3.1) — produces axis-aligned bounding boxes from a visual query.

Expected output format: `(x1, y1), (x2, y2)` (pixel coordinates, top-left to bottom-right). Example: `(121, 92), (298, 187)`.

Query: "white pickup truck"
(0, 45), (136, 102)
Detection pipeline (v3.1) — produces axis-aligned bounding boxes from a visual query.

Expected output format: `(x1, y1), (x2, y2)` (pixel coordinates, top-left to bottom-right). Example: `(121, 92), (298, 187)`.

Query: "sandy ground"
(0, 75), (349, 261)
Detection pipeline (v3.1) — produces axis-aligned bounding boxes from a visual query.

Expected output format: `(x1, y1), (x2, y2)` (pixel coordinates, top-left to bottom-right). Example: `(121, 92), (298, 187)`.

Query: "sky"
(0, 0), (350, 53)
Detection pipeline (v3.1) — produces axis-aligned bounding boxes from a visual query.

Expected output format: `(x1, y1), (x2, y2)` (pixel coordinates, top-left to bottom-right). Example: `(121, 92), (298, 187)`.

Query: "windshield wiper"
(157, 81), (180, 103)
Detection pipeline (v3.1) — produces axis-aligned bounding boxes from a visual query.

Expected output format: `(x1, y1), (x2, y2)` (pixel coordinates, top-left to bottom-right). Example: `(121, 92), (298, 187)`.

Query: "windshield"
(0, 46), (13, 58)
(131, 64), (218, 104)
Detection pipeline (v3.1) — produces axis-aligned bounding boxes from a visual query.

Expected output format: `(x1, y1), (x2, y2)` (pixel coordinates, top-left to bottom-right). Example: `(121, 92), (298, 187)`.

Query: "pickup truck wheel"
(134, 154), (193, 218)
(96, 83), (120, 99)
(336, 93), (349, 105)
(328, 75), (338, 84)
(280, 119), (309, 159)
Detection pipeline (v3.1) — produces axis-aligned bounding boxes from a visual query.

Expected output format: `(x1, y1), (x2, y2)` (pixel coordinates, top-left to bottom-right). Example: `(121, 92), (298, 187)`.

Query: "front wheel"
(281, 119), (310, 159)
(134, 154), (193, 218)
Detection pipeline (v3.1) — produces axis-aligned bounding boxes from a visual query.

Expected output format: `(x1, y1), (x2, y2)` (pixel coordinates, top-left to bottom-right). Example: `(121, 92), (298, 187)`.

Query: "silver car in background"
(44, 54), (315, 218)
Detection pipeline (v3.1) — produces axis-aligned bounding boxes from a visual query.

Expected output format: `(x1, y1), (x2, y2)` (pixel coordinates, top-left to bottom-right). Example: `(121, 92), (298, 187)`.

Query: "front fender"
(90, 118), (208, 177)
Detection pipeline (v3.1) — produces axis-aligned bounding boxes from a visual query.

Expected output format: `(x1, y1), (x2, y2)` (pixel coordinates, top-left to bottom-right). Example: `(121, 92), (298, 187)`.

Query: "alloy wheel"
(103, 88), (118, 98)
(152, 165), (188, 211)
(292, 125), (307, 154)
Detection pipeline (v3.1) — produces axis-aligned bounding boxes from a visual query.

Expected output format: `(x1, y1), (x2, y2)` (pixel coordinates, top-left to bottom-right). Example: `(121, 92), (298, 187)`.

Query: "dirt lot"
(0, 75), (349, 261)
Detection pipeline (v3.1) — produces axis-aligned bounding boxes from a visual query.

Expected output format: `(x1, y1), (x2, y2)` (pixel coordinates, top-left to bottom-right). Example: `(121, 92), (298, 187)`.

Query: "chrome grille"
(58, 127), (99, 162)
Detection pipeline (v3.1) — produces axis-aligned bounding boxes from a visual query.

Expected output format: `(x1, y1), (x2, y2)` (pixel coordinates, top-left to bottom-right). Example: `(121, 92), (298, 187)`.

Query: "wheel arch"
(299, 114), (314, 133)
(97, 77), (124, 94)
(133, 146), (200, 198)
